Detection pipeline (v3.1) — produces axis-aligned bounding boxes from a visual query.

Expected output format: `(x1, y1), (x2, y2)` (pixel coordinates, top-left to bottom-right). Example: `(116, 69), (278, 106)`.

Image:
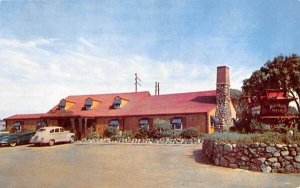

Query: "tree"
(242, 54), (300, 113)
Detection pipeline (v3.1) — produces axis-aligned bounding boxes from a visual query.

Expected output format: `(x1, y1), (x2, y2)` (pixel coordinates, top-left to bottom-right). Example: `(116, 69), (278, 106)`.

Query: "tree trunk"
(290, 90), (300, 114)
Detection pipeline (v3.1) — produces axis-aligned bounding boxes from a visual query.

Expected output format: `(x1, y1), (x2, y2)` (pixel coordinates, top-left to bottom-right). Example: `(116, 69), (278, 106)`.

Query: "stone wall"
(203, 139), (300, 173)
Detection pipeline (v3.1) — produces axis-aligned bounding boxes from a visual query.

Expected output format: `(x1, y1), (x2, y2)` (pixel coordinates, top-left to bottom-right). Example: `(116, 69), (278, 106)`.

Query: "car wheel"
(9, 141), (17, 147)
(48, 140), (55, 146)
(70, 136), (75, 143)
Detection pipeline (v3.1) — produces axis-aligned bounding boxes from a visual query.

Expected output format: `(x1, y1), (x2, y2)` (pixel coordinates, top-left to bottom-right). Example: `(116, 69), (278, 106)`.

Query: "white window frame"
(171, 118), (183, 130)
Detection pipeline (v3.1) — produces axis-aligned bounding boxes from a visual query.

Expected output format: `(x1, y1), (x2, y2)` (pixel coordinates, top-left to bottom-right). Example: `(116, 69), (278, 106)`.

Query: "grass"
(204, 131), (300, 144)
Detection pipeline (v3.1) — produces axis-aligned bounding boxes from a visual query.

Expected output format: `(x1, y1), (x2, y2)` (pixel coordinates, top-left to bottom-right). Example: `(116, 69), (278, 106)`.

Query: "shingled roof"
(5, 90), (217, 120)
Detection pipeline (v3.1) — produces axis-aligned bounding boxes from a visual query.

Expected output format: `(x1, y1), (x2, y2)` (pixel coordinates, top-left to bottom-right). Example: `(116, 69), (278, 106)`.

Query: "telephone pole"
(135, 73), (142, 92)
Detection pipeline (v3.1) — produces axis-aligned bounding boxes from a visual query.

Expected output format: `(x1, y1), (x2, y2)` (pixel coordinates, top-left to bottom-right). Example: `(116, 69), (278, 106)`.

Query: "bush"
(148, 129), (162, 139)
(103, 127), (119, 138)
(249, 119), (271, 133)
(230, 118), (251, 133)
(122, 130), (133, 139)
(134, 127), (149, 139)
(87, 132), (100, 140)
(205, 130), (300, 144)
(180, 127), (199, 139)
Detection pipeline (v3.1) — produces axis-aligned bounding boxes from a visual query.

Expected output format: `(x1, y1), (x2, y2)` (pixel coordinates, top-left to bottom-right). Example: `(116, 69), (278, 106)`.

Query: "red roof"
(5, 113), (46, 120)
(5, 90), (217, 120)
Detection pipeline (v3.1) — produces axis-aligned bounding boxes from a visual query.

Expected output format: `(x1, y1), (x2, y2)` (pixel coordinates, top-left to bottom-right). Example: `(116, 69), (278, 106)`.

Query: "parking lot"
(0, 143), (300, 188)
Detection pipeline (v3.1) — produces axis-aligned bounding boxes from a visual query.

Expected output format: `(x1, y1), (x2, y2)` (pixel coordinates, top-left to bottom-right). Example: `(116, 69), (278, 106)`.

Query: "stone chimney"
(216, 66), (233, 131)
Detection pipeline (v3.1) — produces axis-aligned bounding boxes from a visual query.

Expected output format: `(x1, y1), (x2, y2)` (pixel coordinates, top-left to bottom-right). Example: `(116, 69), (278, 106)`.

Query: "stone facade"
(216, 66), (233, 130)
(203, 139), (300, 173)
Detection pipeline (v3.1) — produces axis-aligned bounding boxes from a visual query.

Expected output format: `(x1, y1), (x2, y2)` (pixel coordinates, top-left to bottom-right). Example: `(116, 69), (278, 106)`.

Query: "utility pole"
(135, 73), (142, 92)
(155, 82), (160, 95)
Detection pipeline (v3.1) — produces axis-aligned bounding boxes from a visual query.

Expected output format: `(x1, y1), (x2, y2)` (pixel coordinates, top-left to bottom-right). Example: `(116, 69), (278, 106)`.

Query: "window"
(171, 118), (182, 130)
(59, 128), (64, 132)
(50, 129), (54, 133)
(58, 99), (66, 110)
(13, 122), (23, 132)
(113, 98), (121, 109)
(210, 116), (219, 127)
(85, 98), (93, 110)
(109, 119), (119, 128)
(139, 118), (149, 129)
(37, 121), (46, 129)
(55, 128), (59, 133)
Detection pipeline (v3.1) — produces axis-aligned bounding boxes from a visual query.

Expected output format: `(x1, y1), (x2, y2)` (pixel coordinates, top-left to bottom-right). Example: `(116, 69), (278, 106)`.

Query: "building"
(0, 120), (6, 131)
(4, 66), (236, 138)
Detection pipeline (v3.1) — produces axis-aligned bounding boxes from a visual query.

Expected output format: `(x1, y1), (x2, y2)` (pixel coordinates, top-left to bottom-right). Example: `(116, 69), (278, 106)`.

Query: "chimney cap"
(217, 66), (230, 85)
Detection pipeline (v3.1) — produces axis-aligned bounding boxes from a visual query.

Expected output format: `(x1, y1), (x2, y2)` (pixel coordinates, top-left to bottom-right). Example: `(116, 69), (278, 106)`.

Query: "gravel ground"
(0, 143), (299, 188)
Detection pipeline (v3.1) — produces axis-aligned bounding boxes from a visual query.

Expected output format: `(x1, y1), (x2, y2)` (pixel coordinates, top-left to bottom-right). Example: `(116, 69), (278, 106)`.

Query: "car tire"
(9, 141), (17, 147)
(70, 136), (75, 143)
(48, 140), (55, 146)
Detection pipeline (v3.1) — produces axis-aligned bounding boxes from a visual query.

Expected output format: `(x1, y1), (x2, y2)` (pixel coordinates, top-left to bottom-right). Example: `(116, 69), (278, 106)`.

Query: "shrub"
(230, 118), (251, 133)
(205, 130), (300, 144)
(134, 127), (149, 139)
(148, 129), (162, 139)
(180, 127), (199, 139)
(87, 132), (100, 140)
(103, 127), (119, 138)
(122, 130), (133, 139)
(249, 119), (271, 133)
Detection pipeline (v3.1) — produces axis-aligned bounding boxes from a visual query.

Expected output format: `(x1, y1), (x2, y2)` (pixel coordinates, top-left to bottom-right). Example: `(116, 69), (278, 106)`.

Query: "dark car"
(0, 131), (36, 147)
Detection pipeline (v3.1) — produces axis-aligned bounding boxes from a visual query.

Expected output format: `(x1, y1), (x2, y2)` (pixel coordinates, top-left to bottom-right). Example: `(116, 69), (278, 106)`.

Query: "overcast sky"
(0, 0), (300, 119)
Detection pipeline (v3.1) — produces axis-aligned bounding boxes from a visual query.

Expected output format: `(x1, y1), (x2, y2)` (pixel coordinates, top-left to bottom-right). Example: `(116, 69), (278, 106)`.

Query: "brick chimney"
(216, 66), (233, 130)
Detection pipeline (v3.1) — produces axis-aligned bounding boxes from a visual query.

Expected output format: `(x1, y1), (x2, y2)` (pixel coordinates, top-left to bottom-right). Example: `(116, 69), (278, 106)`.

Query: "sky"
(0, 0), (300, 119)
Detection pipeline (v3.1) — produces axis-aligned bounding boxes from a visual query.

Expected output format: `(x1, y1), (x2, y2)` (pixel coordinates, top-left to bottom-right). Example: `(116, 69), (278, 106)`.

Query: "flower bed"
(77, 137), (202, 145)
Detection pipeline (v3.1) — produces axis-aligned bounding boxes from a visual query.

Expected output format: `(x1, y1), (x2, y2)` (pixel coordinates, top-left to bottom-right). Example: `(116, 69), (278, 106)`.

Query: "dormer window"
(139, 118), (149, 129)
(58, 99), (66, 110)
(113, 98), (121, 109)
(171, 117), (182, 130)
(85, 98), (93, 110)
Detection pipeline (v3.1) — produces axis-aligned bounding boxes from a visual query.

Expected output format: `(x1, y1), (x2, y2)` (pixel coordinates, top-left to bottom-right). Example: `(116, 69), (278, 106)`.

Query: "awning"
(109, 120), (119, 126)
(139, 119), (149, 125)
(172, 118), (182, 124)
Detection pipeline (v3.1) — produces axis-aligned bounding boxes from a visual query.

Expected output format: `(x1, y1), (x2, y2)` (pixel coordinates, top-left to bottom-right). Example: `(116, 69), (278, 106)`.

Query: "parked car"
(30, 126), (75, 146)
(0, 131), (36, 147)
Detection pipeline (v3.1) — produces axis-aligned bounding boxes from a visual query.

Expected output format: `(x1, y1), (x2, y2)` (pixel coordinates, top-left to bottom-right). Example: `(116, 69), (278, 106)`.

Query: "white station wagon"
(30, 126), (75, 146)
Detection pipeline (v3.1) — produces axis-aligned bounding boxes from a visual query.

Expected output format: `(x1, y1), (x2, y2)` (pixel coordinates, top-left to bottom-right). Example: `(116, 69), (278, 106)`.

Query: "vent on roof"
(58, 99), (66, 110)
(85, 98), (93, 110)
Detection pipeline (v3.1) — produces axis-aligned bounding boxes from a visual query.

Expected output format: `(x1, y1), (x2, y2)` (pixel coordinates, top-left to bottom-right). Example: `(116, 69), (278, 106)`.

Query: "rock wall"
(203, 139), (300, 173)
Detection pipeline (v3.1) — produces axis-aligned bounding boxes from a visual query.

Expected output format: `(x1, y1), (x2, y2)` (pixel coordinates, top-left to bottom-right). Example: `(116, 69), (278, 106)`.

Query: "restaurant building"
(5, 66), (236, 138)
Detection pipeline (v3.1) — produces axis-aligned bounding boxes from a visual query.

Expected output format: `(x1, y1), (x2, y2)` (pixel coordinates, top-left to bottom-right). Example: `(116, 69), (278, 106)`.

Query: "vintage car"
(0, 131), (36, 147)
(30, 126), (75, 146)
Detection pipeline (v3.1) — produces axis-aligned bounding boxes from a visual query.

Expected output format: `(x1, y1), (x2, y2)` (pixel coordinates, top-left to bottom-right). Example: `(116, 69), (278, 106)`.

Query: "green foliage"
(242, 54), (300, 113)
(248, 119), (271, 133)
(134, 127), (149, 139)
(230, 89), (247, 119)
(148, 129), (162, 139)
(153, 118), (175, 137)
(205, 130), (300, 144)
(180, 127), (199, 139)
(230, 118), (251, 133)
(122, 130), (133, 139)
(87, 132), (101, 139)
(103, 126), (119, 138)
(10, 127), (17, 133)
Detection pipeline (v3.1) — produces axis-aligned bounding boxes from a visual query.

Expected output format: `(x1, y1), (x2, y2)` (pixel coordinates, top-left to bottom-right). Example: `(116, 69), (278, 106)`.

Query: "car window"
(38, 128), (46, 132)
(50, 129), (54, 133)
(55, 128), (59, 133)
(59, 128), (64, 132)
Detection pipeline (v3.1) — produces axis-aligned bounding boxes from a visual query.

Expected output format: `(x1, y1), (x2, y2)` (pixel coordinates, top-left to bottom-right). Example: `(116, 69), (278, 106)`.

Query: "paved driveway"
(0, 143), (299, 188)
